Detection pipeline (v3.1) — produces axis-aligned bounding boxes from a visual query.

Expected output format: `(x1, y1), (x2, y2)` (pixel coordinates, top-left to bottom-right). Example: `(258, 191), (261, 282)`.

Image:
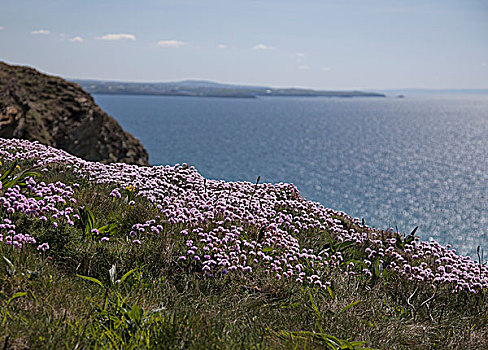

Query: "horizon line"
(3, 60), (487, 92)
(69, 77), (488, 93)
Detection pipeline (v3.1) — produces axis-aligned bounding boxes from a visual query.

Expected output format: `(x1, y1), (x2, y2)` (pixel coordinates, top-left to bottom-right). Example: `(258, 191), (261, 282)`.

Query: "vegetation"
(1, 138), (487, 349)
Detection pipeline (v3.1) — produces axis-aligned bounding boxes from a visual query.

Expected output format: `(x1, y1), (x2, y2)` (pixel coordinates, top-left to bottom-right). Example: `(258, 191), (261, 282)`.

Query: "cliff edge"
(0, 61), (149, 165)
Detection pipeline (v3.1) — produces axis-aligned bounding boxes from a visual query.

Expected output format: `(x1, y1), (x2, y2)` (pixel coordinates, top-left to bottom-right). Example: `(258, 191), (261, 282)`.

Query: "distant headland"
(74, 79), (386, 99)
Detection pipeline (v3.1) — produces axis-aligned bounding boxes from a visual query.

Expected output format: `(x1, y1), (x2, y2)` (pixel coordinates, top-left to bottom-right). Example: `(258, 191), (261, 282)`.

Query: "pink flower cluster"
(0, 160), (77, 251)
(1, 137), (487, 293)
(0, 218), (36, 249)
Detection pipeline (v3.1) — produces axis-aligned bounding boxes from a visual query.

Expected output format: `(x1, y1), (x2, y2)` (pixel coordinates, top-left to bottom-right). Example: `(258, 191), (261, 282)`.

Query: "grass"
(1, 145), (488, 349)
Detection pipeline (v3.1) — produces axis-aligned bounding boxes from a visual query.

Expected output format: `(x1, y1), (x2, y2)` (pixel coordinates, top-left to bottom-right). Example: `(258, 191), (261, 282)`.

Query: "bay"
(94, 93), (488, 257)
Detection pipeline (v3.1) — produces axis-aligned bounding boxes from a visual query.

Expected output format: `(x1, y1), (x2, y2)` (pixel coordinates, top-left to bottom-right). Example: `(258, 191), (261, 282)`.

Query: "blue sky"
(1, 0), (487, 89)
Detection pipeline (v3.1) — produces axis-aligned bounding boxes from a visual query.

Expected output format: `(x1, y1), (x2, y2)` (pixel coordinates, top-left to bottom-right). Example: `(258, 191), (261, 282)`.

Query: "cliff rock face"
(0, 62), (149, 165)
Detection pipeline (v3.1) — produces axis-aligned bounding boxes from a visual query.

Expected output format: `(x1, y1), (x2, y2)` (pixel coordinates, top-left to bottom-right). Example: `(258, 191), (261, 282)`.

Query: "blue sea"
(94, 94), (488, 257)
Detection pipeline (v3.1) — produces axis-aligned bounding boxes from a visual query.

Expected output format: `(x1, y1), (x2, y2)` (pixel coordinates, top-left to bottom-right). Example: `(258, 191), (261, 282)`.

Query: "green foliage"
(1, 292), (28, 326)
(73, 266), (168, 349)
(277, 330), (372, 350)
(394, 226), (418, 250)
(77, 274), (105, 290)
(0, 160), (40, 190)
(2, 256), (16, 277)
(78, 206), (118, 239)
(276, 289), (370, 349)
(320, 239), (356, 255)
(77, 264), (143, 291)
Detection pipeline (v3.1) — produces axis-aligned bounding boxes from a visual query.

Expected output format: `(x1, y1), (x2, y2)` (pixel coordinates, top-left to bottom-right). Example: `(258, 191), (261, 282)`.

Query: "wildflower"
(37, 242), (50, 252)
(109, 189), (122, 198)
(1, 138), (487, 294)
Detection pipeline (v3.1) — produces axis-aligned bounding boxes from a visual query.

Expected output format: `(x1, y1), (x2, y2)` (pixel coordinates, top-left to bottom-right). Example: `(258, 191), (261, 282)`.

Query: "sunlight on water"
(95, 94), (488, 257)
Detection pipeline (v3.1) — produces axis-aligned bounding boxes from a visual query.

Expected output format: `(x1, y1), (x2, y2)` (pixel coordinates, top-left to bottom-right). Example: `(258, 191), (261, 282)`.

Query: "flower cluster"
(0, 218), (36, 249)
(0, 162), (77, 251)
(1, 138), (488, 293)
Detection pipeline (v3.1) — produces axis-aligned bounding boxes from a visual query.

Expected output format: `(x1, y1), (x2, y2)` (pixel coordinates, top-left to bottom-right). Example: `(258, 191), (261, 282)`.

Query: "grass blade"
(118, 266), (142, 285)
(7, 292), (27, 305)
(0, 161), (17, 182)
(338, 300), (361, 316)
(2, 256), (15, 276)
(76, 274), (105, 290)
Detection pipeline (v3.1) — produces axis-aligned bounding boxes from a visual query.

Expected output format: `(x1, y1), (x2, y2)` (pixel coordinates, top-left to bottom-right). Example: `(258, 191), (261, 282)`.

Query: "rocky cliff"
(0, 61), (149, 165)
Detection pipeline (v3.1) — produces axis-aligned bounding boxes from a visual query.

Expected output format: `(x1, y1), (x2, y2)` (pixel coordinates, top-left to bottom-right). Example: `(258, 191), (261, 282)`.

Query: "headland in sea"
(74, 78), (386, 99)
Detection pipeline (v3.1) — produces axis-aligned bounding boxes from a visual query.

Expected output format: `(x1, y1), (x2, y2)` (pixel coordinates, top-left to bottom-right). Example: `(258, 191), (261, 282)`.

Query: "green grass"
(1, 162), (487, 349)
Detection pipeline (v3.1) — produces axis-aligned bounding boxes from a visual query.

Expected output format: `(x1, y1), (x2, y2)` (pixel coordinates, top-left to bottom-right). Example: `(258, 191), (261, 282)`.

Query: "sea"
(93, 93), (488, 258)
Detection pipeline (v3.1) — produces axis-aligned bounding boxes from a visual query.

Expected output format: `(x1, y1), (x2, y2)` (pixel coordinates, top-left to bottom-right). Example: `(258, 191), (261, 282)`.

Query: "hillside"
(1, 138), (487, 349)
(0, 62), (149, 165)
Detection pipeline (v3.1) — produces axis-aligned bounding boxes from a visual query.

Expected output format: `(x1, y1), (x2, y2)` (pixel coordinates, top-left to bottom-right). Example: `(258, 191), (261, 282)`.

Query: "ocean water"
(94, 94), (488, 257)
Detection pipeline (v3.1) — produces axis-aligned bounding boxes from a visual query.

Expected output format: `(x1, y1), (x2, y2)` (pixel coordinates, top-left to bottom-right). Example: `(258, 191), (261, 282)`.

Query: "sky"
(0, 0), (487, 90)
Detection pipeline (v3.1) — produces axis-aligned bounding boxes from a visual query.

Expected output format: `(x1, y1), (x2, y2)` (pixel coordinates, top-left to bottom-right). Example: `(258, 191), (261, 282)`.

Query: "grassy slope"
(1, 143), (488, 349)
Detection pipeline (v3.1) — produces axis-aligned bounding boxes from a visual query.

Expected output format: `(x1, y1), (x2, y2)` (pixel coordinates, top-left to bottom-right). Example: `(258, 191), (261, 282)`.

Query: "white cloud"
(0, 26), (4, 31)
(157, 40), (186, 48)
(298, 65), (309, 70)
(253, 43), (274, 50)
(70, 36), (84, 43)
(322, 67), (331, 72)
(217, 44), (227, 49)
(32, 29), (50, 35)
(295, 52), (305, 62)
(96, 33), (135, 41)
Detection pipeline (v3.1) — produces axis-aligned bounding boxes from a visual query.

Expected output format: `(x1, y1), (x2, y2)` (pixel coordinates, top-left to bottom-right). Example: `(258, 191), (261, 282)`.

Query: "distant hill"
(73, 79), (386, 99)
(0, 61), (149, 165)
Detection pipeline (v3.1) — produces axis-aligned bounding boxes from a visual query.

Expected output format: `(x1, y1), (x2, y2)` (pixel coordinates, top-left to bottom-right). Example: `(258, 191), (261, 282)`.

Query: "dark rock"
(0, 61), (149, 165)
